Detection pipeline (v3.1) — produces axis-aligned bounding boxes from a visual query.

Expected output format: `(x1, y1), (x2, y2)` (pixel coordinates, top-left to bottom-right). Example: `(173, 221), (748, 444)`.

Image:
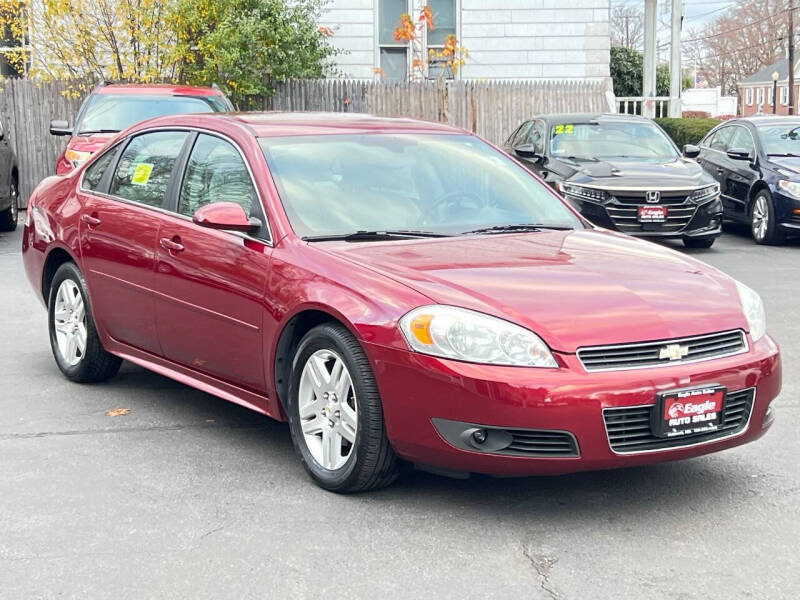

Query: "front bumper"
(367, 334), (780, 477)
(566, 194), (723, 239)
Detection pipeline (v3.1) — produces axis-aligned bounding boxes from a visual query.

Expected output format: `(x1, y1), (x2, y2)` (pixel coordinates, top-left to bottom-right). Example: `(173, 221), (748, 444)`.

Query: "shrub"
(655, 117), (720, 148)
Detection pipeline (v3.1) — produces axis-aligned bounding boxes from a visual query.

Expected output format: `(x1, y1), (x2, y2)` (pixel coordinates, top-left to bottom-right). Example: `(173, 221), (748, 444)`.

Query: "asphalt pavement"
(1, 217), (798, 599)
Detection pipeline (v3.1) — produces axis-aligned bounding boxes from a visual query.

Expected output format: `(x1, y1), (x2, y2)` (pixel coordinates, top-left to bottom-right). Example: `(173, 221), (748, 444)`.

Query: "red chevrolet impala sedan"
(22, 113), (780, 492)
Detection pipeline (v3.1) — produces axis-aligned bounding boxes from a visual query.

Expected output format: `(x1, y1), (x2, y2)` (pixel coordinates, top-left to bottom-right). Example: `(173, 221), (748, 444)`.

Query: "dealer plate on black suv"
(653, 385), (726, 438)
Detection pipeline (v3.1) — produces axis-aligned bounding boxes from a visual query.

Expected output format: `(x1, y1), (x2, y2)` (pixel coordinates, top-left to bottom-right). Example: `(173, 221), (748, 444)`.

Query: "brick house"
(738, 58), (798, 116)
(320, 0), (611, 81)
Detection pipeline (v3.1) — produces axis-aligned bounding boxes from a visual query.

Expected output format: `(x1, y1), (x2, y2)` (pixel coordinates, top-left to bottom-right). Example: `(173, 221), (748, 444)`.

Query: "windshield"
(259, 134), (583, 239)
(756, 122), (800, 155)
(549, 120), (678, 161)
(76, 94), (230, 135)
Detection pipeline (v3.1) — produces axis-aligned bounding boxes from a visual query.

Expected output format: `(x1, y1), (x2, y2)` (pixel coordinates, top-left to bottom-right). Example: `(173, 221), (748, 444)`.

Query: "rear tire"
(683, 236), (716, 249)
(287, 322), (398, 493)
(48, 262), (122, 383)
(751, 191), (786, 245)
(0, 178), (17, 232)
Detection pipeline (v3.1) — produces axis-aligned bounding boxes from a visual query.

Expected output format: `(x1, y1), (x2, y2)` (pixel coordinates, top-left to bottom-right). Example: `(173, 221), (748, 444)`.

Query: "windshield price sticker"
(131, 163), (154, 186)
(553, 124), (574, 135)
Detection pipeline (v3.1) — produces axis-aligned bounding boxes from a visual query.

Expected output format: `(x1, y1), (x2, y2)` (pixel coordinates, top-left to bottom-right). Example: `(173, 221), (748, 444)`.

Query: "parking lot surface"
(1, 220), (798, 599)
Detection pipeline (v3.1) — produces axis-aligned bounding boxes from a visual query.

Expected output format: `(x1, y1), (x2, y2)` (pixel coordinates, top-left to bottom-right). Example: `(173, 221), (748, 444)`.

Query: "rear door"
(152, 132), (271, 392)
(79, 130), (190, 355)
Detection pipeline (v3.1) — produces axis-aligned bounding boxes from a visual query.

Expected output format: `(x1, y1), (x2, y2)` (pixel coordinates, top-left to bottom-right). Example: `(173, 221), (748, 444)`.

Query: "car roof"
(737, 115), (800, 125)
(134, 111), (467, 138)
(95, 84), (223, 97)
(529, 113), (653, 124)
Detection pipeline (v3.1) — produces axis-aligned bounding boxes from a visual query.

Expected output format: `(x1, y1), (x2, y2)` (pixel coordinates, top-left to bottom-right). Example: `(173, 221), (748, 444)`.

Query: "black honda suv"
(503, 113), (722, 248)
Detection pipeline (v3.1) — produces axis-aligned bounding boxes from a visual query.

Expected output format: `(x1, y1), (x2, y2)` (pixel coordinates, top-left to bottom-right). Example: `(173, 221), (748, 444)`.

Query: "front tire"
(683, 236), (716, 249)
(751, 191), (786, 245)
(287, 323), (398, 493)
(0, 178), (17, 232)
(48, 262), (122, 383)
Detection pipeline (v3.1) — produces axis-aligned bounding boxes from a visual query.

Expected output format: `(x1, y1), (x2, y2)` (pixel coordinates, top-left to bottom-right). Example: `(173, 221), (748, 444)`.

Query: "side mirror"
(514, 143), (543, 161)
(726, 147), (753, 161)
(50, 119), (72, 136)
(683, 144), (701, 158)
(193, 202), (259, 233)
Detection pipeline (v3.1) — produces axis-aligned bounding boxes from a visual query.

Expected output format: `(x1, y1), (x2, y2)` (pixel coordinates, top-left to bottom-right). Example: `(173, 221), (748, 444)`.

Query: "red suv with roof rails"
(49, 83), (233, 174)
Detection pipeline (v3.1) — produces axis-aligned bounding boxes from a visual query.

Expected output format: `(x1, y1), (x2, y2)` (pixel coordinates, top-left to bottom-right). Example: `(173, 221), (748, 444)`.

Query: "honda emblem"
(646, 191), (661, 203)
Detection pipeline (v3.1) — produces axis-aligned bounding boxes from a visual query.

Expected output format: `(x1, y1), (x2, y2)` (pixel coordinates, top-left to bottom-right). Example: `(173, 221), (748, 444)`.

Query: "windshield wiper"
(768, 152), (800, 157)
(77, 128), (120, 135)
(463, 224), (573, 235)
(303, 230), (452, 242)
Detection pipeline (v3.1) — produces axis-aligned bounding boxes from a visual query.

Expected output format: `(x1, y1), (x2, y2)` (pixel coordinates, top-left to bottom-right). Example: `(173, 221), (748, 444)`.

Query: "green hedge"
(655, 117), (720, 149)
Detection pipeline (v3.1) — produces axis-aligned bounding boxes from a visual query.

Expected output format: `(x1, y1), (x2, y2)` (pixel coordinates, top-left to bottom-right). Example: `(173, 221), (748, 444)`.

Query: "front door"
(79, 131), (190, 355)
(723, 126), (758, 219)
(153, 133), (271, 392)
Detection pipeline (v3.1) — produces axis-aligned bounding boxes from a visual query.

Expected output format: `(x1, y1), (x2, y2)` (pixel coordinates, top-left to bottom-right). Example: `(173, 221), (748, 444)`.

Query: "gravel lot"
(1, 218), (798, 599)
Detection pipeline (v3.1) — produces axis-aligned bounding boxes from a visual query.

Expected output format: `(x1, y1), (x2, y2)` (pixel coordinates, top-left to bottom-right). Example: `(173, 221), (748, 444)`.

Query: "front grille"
(604, 202), (698, 233)
(611, 190), (691, 205)
(504, 429), (579, 457)
(577, 330), (747, 372)
(603, 388), (754, 453)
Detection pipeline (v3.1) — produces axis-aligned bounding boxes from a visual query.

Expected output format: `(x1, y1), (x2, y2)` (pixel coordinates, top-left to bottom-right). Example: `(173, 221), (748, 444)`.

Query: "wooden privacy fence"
(0, 79), (83, 202)
(0, 77), (612, 202)
(273, 79), (612, 145)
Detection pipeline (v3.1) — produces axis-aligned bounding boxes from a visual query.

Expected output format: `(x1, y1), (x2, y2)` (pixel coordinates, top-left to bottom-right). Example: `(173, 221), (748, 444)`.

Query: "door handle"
(716, 167), (724, 175)
(80, 213), (101, 227)
(159, 237), (185, 253)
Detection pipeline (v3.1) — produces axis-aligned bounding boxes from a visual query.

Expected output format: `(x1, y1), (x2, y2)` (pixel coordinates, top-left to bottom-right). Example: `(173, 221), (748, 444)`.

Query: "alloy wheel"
(752, 195), (768, 242)
(9, 181), (17, 223)
(53, 279), (87, 366)
(297, 349), (358, 470)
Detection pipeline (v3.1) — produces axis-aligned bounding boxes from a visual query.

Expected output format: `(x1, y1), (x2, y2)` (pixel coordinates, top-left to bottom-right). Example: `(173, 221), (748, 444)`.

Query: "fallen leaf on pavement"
(106, 408), (130, 417)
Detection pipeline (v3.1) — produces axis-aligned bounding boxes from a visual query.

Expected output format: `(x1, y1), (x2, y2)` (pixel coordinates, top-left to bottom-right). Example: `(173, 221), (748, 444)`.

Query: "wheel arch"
(272, 307), (359, 415)
(42, 246), (78, 303)
(747, 180), (771, 215)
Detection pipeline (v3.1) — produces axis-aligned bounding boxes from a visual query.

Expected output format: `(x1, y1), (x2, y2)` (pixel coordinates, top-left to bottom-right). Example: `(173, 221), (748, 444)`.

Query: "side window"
(82, 147), (117, 192)
(178, 134), (256, 218)
(529, 120), (546, 154)
(729, 126), (755, 155)
(511, 122), (533, 147)
(110, 131), (188, 208)
(710, 127), (733, 151)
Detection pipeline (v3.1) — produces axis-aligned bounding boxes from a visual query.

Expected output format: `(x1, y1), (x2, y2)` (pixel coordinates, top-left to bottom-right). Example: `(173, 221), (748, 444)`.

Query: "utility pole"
(669, 0), (683, 117)
(790, 0), (795, 115)
(643, 0), (658, 118)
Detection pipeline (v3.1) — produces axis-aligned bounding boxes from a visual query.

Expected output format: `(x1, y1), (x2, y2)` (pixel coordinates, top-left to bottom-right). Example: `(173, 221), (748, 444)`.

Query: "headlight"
(778, 179), (800, 199)
(688, 183), (720, 202)
(399, 305), (558, 367)
(734, 280), (766, 341)
(65, 149), (91, 168)
(556, 181), (606, 202)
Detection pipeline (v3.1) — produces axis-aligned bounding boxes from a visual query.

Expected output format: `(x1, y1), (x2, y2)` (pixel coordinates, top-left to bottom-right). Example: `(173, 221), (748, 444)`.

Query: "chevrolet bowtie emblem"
(659, 344), (689, 361)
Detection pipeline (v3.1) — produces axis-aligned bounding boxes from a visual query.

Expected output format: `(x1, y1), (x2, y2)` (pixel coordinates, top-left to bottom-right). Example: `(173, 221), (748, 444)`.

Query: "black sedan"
(0, 119), (19, 232)
(503, 113), (722, 248)
(695, 116), (800, 245)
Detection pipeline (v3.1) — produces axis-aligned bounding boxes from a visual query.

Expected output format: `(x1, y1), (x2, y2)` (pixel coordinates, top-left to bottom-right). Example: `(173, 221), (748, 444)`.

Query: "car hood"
(67, 133), (117, 154)
(557, 157), (713, 190)
(768, 155), (800, 175)
(320, 230), (747, 353)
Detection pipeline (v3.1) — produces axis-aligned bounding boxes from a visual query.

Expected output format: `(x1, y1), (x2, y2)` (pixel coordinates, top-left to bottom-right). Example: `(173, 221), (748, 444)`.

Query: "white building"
(321, 0), (611, 81)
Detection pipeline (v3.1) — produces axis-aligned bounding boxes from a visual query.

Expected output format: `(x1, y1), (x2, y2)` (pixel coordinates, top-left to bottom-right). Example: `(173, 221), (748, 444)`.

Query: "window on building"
(378, 0), (409, 81)
(427, 0), (457, 80)
(745, 88), (753, 105)
(756, 87), (764, 106)
(781, 85), (789, 105)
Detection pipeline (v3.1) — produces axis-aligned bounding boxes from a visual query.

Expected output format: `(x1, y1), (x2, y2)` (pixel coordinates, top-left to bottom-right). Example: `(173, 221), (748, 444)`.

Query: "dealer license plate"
(653, 386), (726, 438)
(638, 205), (668, 223)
